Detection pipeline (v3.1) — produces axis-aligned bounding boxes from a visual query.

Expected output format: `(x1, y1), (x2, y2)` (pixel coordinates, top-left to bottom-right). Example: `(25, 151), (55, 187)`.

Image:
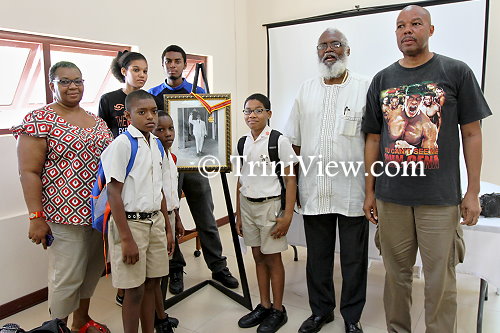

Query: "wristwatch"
(29, 211), (45, 220)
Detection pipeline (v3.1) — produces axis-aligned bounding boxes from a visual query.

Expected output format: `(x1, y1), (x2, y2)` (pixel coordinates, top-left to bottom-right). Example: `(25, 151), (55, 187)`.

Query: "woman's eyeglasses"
(52, 79), (85, 87)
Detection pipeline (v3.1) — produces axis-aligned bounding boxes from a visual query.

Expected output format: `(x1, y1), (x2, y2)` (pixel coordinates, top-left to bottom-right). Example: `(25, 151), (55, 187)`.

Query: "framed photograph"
(164, 93), (232, 172)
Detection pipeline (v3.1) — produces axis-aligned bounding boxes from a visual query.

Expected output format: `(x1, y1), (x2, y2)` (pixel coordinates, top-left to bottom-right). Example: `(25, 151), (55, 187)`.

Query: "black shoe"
(238, 304), (272, 328)
(115, 292), (124, 307)
(155, 312), (179, 328)
(155, 319), (174, 333)
(167, 316), (179, 328)
(169, 271), (184, 294)
(257, 306), (288, 333)
(345, 322), (363, 333)
(212, 267), (239, 288)
(298, 313), (334, 333)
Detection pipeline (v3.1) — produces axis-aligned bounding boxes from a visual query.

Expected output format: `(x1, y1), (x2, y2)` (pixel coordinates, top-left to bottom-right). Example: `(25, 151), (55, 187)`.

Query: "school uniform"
(100, 124), (169, 289)
(238, 125), (297, 254)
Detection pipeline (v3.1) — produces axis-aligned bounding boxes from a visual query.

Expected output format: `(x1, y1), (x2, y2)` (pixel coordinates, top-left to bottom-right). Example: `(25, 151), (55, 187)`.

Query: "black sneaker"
(167, 316), (179, 328)
(154, 312), (179, 329)
(155, 319), (174, 333)
(169, 271), (184, 294)
(238, 304), (272, 328)
(212, 267), (239, 288)
(257, 306), (287, 333)
(115, 292), (124, 307)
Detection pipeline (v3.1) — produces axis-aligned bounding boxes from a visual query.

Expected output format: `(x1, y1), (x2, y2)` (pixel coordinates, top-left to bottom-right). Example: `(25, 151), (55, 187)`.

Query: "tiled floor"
(3, 224), (500, 332)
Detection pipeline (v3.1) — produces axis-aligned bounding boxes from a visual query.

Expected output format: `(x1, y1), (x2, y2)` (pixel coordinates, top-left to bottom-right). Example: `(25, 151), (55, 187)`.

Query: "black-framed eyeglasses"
(316, 41), (343, 50)
(52, 79), (85, 87)
(242, 108), (269, 115)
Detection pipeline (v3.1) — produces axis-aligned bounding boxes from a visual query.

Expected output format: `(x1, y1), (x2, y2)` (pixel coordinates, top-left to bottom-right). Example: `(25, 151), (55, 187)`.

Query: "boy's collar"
(127, 124), (158, 140)
(247, 125), (271, 141)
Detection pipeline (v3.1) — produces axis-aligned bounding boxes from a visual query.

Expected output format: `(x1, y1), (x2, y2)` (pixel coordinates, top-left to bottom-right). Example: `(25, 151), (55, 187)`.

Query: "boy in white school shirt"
(236, 93), (297, 333)
(101, 90), (174, 333)
(153, 111), (184, 247)
(150, 110), (183, 333)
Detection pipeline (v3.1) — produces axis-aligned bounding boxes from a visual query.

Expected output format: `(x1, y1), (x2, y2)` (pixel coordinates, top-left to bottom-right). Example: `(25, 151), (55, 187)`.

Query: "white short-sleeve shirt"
(284, 72), (370, 216)
(238, 125), (297, 199)
(100, 124), (166, 212)
(163, 151), (180, 211)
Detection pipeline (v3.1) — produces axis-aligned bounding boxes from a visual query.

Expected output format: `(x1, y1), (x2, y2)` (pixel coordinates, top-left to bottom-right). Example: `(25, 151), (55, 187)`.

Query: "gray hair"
(321, 28), (349, 48)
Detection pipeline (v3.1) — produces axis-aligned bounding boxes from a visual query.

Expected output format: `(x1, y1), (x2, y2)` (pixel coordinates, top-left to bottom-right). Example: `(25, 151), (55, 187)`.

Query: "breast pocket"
(339, 111), (362, 136)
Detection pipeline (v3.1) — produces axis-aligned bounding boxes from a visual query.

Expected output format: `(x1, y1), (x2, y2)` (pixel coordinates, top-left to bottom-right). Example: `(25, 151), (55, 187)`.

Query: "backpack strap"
(123, 132), (165, 174)
(123, 131), (138, 176)
(268, 130), (286, 210)
(237, 135), (246, 168)
(155, 138), (165, 159)
(268, 130), (281, 164)
(237, 135), (246, 157)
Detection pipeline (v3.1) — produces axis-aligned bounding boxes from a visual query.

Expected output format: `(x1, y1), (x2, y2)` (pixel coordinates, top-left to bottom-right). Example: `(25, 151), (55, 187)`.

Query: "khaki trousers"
(376, 200), (465, 333)
(47, 223), (105, 319)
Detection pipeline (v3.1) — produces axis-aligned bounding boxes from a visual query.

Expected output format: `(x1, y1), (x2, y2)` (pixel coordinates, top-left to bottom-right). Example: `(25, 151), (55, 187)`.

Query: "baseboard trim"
(0, 215), (230, 320)
(0, 288), (48, 320)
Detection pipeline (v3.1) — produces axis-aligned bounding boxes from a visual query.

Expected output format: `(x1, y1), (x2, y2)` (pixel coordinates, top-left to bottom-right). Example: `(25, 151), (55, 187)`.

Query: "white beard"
(318, 57), (348, 79)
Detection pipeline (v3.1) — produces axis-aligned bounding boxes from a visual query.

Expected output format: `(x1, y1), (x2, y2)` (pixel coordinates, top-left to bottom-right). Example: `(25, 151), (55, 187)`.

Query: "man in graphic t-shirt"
(362, 5), (491, 333)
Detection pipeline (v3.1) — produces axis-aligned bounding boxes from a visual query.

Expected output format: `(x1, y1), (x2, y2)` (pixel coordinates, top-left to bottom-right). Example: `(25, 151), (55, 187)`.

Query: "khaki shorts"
(108, 212), (169, 289)
(47, 222), (105, 319)
(240, 194), (288, 254)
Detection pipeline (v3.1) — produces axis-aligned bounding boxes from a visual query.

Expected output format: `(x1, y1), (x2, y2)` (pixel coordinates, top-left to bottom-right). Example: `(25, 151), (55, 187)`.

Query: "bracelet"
(29, 211), (45, 220)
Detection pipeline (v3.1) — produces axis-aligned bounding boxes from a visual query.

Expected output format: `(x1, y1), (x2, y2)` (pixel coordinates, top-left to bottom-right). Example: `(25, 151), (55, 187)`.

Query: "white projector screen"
(267, 0), (489, 131)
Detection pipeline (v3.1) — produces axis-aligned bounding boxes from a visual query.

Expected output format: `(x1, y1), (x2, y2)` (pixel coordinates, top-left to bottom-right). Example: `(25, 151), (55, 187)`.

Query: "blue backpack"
(90, 131), (165, 234)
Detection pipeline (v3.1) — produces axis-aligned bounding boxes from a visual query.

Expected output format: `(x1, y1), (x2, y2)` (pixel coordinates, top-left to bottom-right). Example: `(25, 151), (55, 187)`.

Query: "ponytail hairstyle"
(110, 50), (147, 83)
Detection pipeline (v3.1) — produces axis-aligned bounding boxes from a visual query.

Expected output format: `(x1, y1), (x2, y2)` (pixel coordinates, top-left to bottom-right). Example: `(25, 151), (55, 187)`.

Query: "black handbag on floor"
(479, 193), (500, 217)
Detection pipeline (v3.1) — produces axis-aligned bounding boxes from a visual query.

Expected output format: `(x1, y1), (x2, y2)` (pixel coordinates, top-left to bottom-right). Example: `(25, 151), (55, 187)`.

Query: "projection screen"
(266, 0), (489, 131)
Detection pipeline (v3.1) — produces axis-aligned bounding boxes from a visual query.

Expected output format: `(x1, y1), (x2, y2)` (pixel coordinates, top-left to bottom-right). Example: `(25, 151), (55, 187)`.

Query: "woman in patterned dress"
(14, 61), (113, 333)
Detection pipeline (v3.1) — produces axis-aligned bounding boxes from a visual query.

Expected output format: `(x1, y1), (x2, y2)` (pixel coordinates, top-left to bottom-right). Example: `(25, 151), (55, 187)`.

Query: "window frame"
(0, 30), (130, 134)
(185, 54), (209, 91)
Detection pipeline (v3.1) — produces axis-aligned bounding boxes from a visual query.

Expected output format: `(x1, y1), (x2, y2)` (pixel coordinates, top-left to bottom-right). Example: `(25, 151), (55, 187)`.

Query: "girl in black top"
(98, 51), (148, 138)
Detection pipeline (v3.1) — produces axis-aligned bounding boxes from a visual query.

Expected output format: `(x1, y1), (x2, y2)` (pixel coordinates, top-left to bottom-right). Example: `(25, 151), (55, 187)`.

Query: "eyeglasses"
(52, 79), (85, 87)
(242, 108), (269, 115)
(316, 41), (343, 50)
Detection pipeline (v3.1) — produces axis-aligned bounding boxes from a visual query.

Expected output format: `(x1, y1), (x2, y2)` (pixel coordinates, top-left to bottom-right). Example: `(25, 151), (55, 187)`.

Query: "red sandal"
(79, 320), (110, 333)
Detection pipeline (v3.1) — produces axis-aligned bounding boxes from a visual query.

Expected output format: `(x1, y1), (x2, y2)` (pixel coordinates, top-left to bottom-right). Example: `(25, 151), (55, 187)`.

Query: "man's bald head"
(396, 5), (434, 59)
(399, 5), (432, 25)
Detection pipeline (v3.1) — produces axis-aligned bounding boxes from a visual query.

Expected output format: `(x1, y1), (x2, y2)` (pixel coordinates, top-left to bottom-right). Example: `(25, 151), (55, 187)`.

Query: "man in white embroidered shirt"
(285, 28), (369, 333)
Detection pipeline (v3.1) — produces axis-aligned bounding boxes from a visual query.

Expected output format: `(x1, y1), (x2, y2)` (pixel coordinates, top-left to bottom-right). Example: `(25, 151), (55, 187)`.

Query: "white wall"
(1, 0), (498, 305)
(0, 135), (49, 303)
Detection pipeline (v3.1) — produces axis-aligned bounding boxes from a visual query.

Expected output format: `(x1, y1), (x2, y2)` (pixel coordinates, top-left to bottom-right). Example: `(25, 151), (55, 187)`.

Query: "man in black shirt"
(362, 5), (491, 332)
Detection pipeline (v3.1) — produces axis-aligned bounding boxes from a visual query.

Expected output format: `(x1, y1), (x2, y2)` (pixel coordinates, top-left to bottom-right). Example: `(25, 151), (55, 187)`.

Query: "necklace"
(323, 70), (348, 85)
(340, 71), (348, 84)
